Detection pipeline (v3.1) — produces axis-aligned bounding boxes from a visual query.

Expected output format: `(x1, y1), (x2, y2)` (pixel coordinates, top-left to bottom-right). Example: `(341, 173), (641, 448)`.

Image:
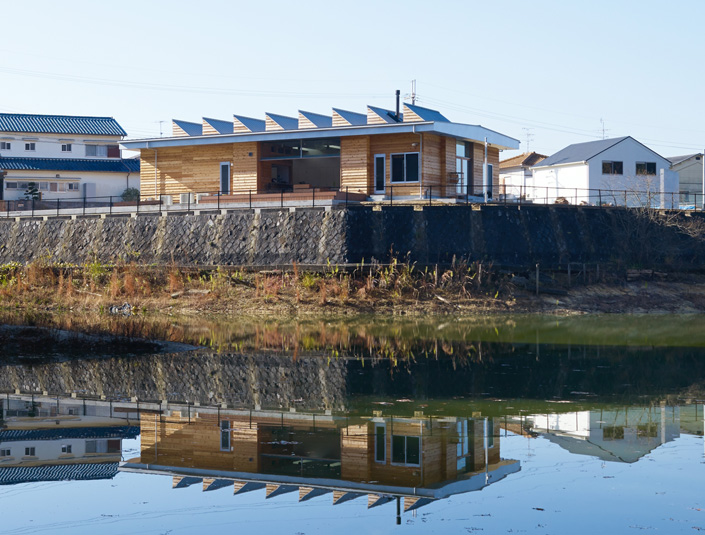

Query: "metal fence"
(0, 184), (701, 219)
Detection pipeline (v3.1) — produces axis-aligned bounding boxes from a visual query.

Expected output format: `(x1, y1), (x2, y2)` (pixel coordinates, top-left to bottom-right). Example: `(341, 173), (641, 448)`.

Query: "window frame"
(391, 434), (421, 466)
(636, 161), (657, 175)
(374, 423), (386, 463)
(390, 152), (420, 183)
(61, 143), (72, 152)
(24, 447), (36, 457)
(601, 160), (623, 175)
(0, 141), (11, 150)
(24, 142), (36, 152)
(220, 420), (231, 451)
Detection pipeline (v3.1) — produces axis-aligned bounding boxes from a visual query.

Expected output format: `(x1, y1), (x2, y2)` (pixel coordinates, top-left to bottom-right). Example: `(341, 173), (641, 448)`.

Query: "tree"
(24, 182), (39, 200)
(121, 187), (140, 202)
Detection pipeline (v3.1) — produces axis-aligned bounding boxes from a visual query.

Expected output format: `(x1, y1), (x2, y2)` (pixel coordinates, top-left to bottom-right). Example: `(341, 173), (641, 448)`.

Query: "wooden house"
(121, 103), (519, 202)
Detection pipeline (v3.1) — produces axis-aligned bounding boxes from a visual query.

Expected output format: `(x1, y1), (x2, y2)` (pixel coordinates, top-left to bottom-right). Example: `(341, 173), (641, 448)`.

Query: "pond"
(0, 314), (703, 534)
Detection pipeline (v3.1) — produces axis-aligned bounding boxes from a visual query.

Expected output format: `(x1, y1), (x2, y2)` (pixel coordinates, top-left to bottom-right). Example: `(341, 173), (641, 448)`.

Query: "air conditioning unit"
(160, 195), (173, 206)
(180, 193), (195, 205)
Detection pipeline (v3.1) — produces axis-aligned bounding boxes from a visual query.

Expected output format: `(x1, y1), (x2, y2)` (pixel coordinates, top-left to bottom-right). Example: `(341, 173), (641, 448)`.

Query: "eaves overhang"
(532, 160), (588, 170)
(121, 121), (520, 151)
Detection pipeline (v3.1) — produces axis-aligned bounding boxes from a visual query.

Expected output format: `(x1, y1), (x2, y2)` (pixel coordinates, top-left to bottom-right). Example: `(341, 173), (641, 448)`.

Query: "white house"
(0, 113), (139, 202)
(668, 153), (703, 206)
(530, 137), (678, 207)
(498, 151), (547, 199)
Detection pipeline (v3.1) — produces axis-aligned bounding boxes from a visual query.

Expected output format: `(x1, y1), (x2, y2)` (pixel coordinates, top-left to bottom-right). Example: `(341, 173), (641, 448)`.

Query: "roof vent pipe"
(395, 90), (400, 122)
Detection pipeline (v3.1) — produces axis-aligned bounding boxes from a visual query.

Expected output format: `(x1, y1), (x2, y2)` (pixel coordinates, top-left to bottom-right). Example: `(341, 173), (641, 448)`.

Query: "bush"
(121, 187), (140, 202)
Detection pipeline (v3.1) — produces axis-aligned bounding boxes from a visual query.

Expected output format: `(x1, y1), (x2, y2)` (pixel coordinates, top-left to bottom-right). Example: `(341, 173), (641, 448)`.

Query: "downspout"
(154, 148), (158, 199)
(483, 137), (488, 202)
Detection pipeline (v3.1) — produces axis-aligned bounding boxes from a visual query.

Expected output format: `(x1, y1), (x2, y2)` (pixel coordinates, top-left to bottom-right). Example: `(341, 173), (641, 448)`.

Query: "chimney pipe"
(395, 90), (400, 121)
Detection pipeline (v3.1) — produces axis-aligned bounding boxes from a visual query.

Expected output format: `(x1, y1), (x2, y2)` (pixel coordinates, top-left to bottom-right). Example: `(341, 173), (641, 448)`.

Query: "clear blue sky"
(1, 0), (703, 159)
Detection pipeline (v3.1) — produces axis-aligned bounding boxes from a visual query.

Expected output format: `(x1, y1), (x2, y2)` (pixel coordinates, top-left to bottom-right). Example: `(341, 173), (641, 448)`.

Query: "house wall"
(470, 144), (500, 197)
(672, 157), (702, 202)
(2, 170), (138, 200)
(140, 143), (259, 201)
(340, 136), (371, 194)
(499, 167), (531, 198)
(532, 164), (589, 203)
(588, 140), (677, 207)
(0, 132), (123, 159)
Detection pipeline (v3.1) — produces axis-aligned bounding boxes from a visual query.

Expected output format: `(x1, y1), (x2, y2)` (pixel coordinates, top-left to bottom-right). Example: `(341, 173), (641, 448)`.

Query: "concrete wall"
(0, 204), (703, 269)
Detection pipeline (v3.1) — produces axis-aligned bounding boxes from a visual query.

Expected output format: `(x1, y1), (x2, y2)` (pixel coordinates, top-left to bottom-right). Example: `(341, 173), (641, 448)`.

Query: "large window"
(261, 137), (340, 160)
(0, 142), (10, 150)
(391, 435), (420, 465)
(391, 153), (419, 183)
(86, 144), (120, 157)
(636, 162), (656, 175)
(602, 161), (623, 175)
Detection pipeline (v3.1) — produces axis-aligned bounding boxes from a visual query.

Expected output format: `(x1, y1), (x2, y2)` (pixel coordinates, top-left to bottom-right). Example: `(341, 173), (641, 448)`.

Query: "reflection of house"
(522, 405), (680, 463)
(0, 113), (139, 202)
(120, 101), (519, 202)
(121, 407), (519, 516)
(498, 151), (547, 199)
(668, 153), (702, 205)
(530, 137), (677, 206)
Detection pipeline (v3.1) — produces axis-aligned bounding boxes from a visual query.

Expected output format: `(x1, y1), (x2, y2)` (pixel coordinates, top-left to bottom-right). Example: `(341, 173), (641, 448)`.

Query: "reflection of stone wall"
(1, 205), (703, 268)
(0, 352), (347, 411)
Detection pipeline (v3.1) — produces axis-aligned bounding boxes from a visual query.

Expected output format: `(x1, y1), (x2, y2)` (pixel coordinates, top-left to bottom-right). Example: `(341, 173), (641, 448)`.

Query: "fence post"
(599, 189), (602, 207)
(83, 195), (86, 216)
(218, 191), (221, 211)
(575, 188), (577, 205)
(56, 198), (60, 217)
(428, 187), (432, 207)
(546, 186), (549, 205)
(312, 187), (315, 208)
(624, 190), (627, 207)
(32, 198), (35, 217)
(136, 195), (140, 215)
(187, 192), (191, 213)
(109, 196), (113, 215)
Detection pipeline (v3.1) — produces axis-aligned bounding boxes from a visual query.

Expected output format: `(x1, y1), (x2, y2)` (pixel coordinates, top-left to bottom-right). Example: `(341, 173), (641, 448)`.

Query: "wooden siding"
(332, 110), (350, 127)
(265, 115), (284, 131)
(402, 104), (423, 123)
(298, 113), (317, 130)
(233, 117), (251, 133)
(369, 133), (422, 196)
(470, 144), (500, 195)
(140, 143), (258, 200)
(340, 136), (370, 193)
(421, 133), (442, 192)
(172, 122), (191, 137)
(444, 136), (457, 196)
(202, 120), (219, 135)
(366, 107), (387, 125)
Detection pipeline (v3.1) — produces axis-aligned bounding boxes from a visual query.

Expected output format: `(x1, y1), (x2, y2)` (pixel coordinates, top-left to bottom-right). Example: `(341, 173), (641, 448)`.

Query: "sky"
(1, 0), (704, 159)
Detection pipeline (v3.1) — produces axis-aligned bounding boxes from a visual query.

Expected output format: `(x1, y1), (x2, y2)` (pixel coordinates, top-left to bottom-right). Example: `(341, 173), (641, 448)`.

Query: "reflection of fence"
(0, 184), (701, 218)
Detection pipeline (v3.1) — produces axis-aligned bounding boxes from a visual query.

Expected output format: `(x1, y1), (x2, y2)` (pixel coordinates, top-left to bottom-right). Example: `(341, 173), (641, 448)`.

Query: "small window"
(39, 182), (49, 191)
(86, 145), (108, 157)
(391, 435), (421, 465)
(67, 182), (79, 191)
(0, 142), (10, 150)
(49, 182), (58, 192)
(0, 449), (10, 457)
(61, 444), (72, 454)
(107, 145), (120, 158)
(61, 143), (72, 152)
(636, 162), (656, 175)
(24, 447), (36, 456)
(25, 142), (36, 151)
(390, 153), (420, 183)
(6, 182), (17, 189)
(374, 424), (386, 463)
(220, 420), (231, 451)
(602, 161), (623, 175)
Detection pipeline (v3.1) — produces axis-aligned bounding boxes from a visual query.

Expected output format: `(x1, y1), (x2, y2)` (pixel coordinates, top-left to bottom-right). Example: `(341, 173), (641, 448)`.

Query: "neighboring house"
(668, 153), (703, 205)
(121, 102), (519, 202)
(0, 113), (139, 201)
(531, 136), (678, 207)
(498, 151), (547, 199)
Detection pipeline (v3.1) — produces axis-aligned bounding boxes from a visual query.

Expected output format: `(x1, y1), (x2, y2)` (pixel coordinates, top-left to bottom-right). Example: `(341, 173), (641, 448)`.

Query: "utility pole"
(409, 79), (417, 105)
(522, 127), (534, 152)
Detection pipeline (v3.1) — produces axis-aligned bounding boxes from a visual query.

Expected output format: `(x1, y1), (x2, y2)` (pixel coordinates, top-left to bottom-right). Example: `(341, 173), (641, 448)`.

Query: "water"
(0, 315), (704, 534)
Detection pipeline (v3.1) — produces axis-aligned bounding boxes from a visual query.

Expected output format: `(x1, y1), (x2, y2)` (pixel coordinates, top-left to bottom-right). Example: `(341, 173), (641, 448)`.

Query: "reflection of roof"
(0, 113), (127, 136)
(0, 157), (140, 173)
(542, 432), (663, 463)
(0, 462), (119, 485)
(0, 426), (139, 442)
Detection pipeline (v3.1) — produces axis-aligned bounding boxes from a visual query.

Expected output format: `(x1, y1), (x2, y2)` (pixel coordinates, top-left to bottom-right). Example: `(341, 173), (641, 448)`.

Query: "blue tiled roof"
(404, 103), (449, 122)
(203, 117), (233, 134)
(0, 157), (140, 173)
(367, 105), (401, 124)
(332, 108), (367, 126)
(265, 113), (299, 131)
(298, 111), (332, 128)
(534, 137), (630, 167)
(233, 115), (266, 133)
(0, 114), (127, 136)
(0, 462), (119, 485)
(0, 426), (139, 442)
(173, 119), (202, 136)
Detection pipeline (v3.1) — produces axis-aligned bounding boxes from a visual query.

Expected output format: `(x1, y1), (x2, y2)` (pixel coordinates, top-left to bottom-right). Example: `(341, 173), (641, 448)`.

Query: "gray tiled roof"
(534, 137), (630, 167)
(0, 114), (127, 136)
(667, 153), (700, 165)
(0, 157), (140, 173)
(0, 462), (119, 485)
(0, 426), (139, 442)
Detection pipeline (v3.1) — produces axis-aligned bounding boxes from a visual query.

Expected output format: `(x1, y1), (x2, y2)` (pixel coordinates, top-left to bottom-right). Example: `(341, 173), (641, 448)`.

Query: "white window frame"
(0, 448), (10, 457)
(220, 162), (231, 194)
(24, 447), (36, 457)
(61, 444), (72, 454)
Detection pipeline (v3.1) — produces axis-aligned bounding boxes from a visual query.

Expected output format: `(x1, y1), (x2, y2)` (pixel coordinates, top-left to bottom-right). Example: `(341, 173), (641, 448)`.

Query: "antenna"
(404, 80), (417, 105)
(600, 118), (609, 140)
(154, 120), (166, 137)
(522, 127), (534, 152)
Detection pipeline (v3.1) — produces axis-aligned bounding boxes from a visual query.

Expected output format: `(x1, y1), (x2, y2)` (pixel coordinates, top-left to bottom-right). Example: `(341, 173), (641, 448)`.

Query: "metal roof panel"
(0, 114), (127, 136)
